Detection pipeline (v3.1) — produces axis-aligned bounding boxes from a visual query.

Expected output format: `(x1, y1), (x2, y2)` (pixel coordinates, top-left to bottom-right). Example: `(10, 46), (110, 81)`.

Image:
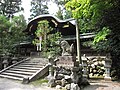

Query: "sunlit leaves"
(65, 0), (113, 21)
(65, 0), (115, 52)
(93, 27), (110, 44)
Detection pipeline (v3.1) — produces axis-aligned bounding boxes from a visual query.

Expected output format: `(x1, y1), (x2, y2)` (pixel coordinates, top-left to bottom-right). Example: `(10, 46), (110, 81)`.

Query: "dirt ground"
(0, 78), (120, 90)
(83, 79), (120, 90)
(0, 78), (56, 90)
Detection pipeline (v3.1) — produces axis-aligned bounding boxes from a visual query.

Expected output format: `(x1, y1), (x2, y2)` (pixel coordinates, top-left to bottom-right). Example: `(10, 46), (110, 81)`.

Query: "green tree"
(33, 20), (62, 58)
(53, 0), (72, 19)
(0, 0), (23, 18)
(29, 0), (49, 20)
(100, 0), (120, 80)
(0, 15), (11, 54)
(65, 0), (114, 50)
(66, 0), (120, 80)
(56, 7), (64, 20)
(0, 15), (27, 55)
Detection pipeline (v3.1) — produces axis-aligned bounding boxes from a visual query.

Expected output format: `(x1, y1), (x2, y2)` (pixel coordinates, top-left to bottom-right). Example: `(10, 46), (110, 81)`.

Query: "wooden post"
(75, 19), (82, 64)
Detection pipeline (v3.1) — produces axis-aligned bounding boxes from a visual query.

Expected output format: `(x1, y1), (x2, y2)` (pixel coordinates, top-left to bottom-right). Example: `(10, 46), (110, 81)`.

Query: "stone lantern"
(104, 54), (112, 80)
(12, 57), (18, 64)
(48, 55), (55, 77)
(2, 56), (9, 69)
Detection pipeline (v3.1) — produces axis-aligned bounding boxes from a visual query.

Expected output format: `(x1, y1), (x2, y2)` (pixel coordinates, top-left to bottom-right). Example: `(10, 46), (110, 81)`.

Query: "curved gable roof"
(25, 14), (76, 36)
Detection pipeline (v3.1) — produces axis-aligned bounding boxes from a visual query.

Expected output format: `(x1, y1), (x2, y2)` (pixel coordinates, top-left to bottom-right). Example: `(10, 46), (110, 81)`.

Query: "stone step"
(0, 74), (23, 81)
(9, 68), (38, 72)
(25, 60), (41, 63)
(0, 57), (48, 82)
(13, 66), (41, 70)
(20, 63), (39, 65)
(6, 70), (34, 75)
(17, 64), (44, 68)
(25, 60), (48, 64)
(21, 62), (46, 65)
(25, 61), (42, 63)
(1, 72), (31, 78)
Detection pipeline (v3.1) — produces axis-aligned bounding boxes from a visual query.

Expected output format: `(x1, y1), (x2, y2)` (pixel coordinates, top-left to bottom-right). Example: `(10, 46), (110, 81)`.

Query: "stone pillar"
(47, 56), (57, 87)
(81, 57), (88, 78)
(104, 56), (112, 80)
(2, 57), (9, 69)
(48, 56), (54, 77)
(83, 66), (88, 78)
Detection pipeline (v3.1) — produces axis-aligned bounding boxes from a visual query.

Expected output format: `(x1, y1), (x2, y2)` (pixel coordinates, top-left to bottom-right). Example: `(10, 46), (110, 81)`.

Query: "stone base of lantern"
(104, 76), (111, 81)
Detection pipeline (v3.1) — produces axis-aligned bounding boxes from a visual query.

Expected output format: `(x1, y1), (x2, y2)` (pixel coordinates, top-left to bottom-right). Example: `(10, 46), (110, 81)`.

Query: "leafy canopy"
(66, 0), (113, 20)
(0, 15), (27, 55)
(65, 0), (113, 48)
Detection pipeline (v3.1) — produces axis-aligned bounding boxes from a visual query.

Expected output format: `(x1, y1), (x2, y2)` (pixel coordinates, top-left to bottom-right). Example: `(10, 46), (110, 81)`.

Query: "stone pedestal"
(56, 56), (76, 69)
(104, 67), (111, 80)
(71, 83), (80, 90)
(70, 67), (80, 84)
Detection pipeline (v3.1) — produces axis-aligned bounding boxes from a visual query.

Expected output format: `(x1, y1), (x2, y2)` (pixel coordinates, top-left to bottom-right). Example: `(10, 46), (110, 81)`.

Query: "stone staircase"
(0, 57), (49, 83)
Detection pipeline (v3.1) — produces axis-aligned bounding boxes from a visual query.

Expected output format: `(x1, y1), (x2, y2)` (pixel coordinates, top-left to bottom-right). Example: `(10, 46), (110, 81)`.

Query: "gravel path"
(0, 78), (120, 90)
(0, 78), (55, 90)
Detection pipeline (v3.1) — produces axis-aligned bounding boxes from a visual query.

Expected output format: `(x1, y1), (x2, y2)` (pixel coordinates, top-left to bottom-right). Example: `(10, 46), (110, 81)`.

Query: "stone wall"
(81, 55), (112, 80)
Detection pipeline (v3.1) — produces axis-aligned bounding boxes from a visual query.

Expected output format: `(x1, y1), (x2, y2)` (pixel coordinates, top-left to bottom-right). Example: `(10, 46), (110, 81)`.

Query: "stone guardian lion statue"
(60, 40), (74, 56)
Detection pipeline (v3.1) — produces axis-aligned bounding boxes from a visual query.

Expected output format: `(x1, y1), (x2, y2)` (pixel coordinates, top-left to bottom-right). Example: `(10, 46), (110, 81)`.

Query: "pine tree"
(29, 0), (49, 20)
(0, 0), (23, 18)
(54, 0), (72, 19)
(0, 15), (27, 55)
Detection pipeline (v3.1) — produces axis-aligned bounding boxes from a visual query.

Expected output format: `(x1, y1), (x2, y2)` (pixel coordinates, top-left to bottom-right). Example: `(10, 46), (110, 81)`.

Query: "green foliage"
(33, 20), (62, 58)
(0, 15), (11, 54)
(31, 79), (48, 86)
(0, 15), (11, 29)
(56, 8), (64, 20)
(29, 0), (49, 20)
(93, 27), (110, 44)
(64, 10), (72, 19)
(98, 0), (120, 80)
(46, 32), (62, 57)
(0, 0), (23, 18)
(65, 0), (114, 51)
(54, 0), (72, 19)
(0, 15), (27, 55)
(65, 0), (113, 49)
(36, 20), (50, 37)
(66, 0), (113, 19)
(65, 0), (113, 32)
(66, 0), (120, 80)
